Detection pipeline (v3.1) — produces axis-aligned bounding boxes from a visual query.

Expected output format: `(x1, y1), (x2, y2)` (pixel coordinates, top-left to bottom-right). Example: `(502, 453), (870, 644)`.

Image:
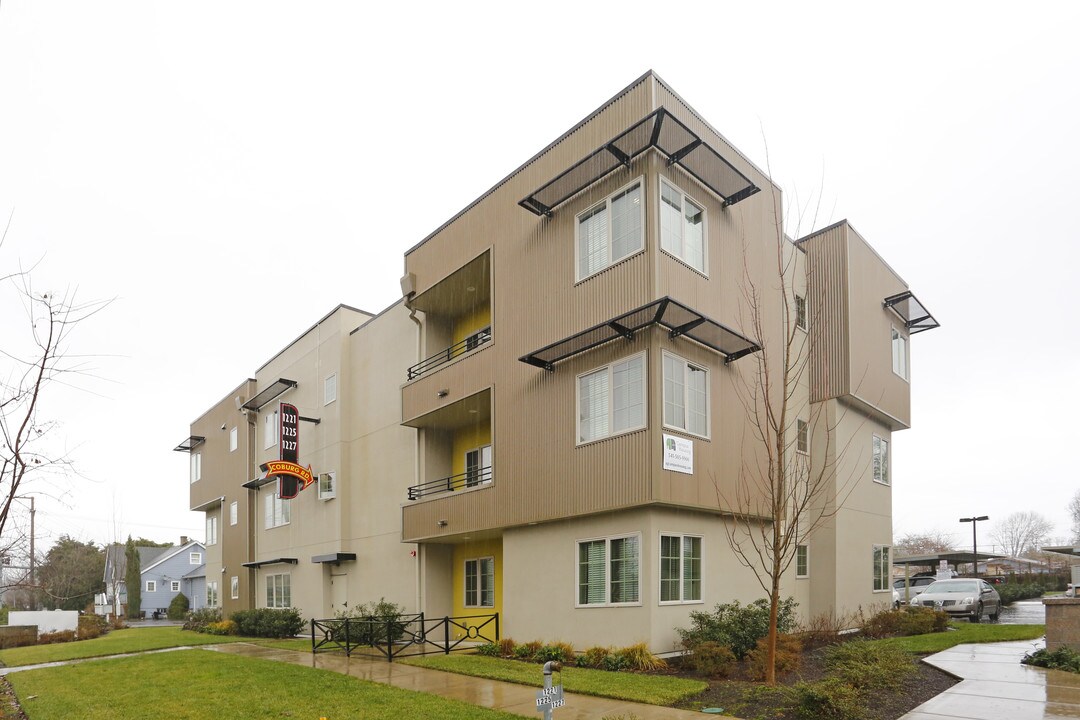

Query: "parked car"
(915, 579), (1001, 622)
(893, 576), (938, 603)
(892, 589), (902, 609)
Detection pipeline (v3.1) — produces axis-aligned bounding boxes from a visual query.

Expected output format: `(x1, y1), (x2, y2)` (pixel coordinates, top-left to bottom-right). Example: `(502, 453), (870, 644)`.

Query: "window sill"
(575, 602), (643, 609)
(662, 425), (710, 442)
(658, 599), (705, 606)
(659, 248), (708, 279)
(574, 247), (646, 286)
(576, 426), (647, 448)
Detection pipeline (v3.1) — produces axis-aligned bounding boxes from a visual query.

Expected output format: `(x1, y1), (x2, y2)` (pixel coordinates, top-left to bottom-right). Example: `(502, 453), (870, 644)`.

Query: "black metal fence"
(407, 466), (492, 500)
(311, 612), (499, 662)
(406, 327), (491, 381)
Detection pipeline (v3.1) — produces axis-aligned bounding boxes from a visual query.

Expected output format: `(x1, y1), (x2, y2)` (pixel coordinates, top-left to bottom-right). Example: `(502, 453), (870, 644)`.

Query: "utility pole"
(960, 515), (989, 577)
(28, 495), (35, 608)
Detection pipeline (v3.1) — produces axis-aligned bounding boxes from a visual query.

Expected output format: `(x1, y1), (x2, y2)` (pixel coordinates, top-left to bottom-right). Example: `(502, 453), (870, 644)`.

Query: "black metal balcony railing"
(407, 466), (492, 501)
(407, 327), (491, 381)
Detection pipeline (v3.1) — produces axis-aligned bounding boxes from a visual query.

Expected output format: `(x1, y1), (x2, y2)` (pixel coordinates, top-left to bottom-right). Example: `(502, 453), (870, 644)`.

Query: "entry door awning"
(519, 297), (760, 371)
(519, 108), (759, 216)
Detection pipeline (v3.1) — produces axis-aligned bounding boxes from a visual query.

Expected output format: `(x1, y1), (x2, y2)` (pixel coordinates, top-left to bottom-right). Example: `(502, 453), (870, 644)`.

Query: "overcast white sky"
(1, 2), (1077, 557)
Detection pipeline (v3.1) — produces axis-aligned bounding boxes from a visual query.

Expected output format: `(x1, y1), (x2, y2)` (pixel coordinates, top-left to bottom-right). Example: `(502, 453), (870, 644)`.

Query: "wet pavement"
(998, 599), (1047, 625)
(904, 639), (1080, 720)
(207, 643), (707, 719)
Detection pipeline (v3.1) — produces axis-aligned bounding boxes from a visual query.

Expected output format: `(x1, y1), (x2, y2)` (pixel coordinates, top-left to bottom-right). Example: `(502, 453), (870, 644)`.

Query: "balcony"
(408, 327), (491, 381)
(408, 465), (492, 500)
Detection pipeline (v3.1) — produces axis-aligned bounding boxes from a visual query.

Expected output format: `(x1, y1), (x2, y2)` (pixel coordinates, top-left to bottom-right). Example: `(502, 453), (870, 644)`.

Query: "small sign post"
(535, 661), (564, 719)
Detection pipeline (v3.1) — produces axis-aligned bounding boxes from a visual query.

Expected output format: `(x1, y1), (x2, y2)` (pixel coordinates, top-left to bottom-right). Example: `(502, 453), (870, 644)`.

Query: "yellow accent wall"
(451, 538), (502, 637)
(451, 424), (492, 478)
(452, 304), (491, 346)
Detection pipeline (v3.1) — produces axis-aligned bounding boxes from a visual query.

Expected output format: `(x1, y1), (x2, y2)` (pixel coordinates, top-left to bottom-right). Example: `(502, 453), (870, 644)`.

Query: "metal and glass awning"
(173, 436), (205, 452)
(520, 297), (760, 371)
(242, 557), (298, 569)
(519, 108), (759, 216)
(312, 552), (357, 564)
(241, 378), (298, 411)
(883, 291), (940, 334)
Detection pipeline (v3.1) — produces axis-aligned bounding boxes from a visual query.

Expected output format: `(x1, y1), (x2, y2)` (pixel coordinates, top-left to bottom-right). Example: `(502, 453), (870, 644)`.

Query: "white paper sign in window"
(662, 434), (694, 474)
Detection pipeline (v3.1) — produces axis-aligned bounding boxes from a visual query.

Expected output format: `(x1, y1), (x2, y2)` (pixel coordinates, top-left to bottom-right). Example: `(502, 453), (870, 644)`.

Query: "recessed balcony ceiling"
(520, 108), (759, 217)
(410, 251), (490, 316)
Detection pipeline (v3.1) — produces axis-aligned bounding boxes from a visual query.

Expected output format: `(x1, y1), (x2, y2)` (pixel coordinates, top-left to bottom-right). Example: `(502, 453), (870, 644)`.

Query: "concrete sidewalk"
(903, 639), (1080, 720)
(208, 643), (709, 719)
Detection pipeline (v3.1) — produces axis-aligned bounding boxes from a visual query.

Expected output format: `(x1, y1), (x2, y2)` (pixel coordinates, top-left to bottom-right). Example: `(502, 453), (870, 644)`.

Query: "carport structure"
(894, 551), (1006, 604)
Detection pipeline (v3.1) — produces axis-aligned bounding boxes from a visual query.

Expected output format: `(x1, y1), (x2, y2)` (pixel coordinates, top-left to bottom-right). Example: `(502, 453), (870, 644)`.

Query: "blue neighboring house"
(98, 538), (206, 619)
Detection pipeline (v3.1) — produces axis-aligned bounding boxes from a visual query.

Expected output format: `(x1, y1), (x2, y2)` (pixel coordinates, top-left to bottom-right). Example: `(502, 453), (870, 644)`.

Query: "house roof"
(102, 541), (206, 579)
(183, 564), (206, 579)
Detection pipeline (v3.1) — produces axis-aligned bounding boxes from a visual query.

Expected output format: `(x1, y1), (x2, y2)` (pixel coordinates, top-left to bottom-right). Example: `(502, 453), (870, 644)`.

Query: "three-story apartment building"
(176, 71), (936, 652)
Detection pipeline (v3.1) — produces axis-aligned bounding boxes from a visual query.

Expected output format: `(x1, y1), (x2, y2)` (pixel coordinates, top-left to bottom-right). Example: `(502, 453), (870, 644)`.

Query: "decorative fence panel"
(311, 612), (498, 662)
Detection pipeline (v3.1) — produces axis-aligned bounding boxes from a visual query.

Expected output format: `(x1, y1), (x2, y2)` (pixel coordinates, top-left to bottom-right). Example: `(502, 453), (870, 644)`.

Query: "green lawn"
(400, 654), (706, 705)
(0, 627), (249, 667)
(6, 649), (521, 720)
(873, 623), (1045, 653)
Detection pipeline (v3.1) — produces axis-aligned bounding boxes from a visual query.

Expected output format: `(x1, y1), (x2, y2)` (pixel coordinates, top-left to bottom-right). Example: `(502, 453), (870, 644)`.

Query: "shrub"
(205, 620), (238, 636)
(78, 614), (107, 640)
(1023, 646), (1080, 673)
(999, 581), (1045, 605)
(336, 598), (408, 645)
(514, 640), (543, 662)
(497, 637), (516, 657)
(796, 611), (855, 649)
(183, 608), (222, 632)
(823, 640), (917, 691)
(601, 652), (628, 672)
(167, 593), (190, 621)
(677, 597), (798, 659)
(536, 642), (575, 663)
(746, 633), (802, 681)
(788, 678), (862, 720)
(230, 608), (305, 639)
(684, 641), (736, 677)
(618, 642), (666, 672)
(476, 643), (500, 657)
(861, 606), (948, 638)
(38, 630), (77, 645)
(578, 646), (613, 669)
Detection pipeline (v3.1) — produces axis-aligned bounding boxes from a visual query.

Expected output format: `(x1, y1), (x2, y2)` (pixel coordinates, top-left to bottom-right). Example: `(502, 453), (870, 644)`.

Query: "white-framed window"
(576, 178), (644, 281)
(659, 534), (702, 604)
(145, 580), (156, 593)
(170, 580), (181, 592)
(662, 353), (708, 438)
(465, 446), (492, 488)
(229, 426), (238, 452)
(230, 576), (239, 600)
(229, 501), (238, 526)
(206, 515), (218, 546)
(577, 353), (646, 444)
(873, 545), (891, 592)
(795, 294), (807, 331)
(796, 419), (809, 455)
(796, 545), (809, 578)
(264, 410), (279, 450)
(266, 573), (290, 608)
(464, 557), (495, 608)
(190, 453), (201, 484)
(318, 471), (336, 500)
(265, 492), (291, 529)
(190, 552), (202, 565)
(873, 435), (890, 486)
(207, 580), (219, 607)
(324, 373), (337, 406)
(577, 534), (640, 606)
(891, 327), (909, 381)
(659, 178), (705, 273)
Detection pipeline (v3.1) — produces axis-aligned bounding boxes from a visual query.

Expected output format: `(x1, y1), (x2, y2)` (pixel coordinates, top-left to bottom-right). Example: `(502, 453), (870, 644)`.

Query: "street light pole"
(959, 515), (989, 577)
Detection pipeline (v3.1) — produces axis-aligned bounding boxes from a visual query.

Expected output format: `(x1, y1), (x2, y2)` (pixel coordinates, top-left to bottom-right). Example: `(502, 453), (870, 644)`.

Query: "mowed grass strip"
(873, 623), (1045, 653)
(0, 627), (248, 667)
(400, 654), (706, 705)
(7, 649), (522, 720)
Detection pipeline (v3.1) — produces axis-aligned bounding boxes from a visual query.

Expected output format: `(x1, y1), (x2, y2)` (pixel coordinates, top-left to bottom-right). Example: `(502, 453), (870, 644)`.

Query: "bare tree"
(0, 215), (108, 551)
(1069, 491), (1080, 544)
(990, 511), (1055, 558)
(894, 530), (955, 556)
(719, 167), (860, 684)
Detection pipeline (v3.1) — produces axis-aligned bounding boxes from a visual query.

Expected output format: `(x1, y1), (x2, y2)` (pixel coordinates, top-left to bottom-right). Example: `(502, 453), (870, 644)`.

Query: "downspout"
(407, 299), (423, 615)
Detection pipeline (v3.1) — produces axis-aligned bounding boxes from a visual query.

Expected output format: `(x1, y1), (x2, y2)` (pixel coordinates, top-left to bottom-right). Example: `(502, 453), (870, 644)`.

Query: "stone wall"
(1043, 598), (1080, 652)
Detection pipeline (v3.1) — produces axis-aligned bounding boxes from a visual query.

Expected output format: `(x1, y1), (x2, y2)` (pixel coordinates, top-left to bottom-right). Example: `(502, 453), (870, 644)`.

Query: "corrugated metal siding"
(806, 226), (850, 403)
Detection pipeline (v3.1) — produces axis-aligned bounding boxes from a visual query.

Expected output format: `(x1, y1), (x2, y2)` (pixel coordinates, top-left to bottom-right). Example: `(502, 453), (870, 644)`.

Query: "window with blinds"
(660, 534), (702, 603)
(575, 179), (643, 281)
(663, 353), (708, 438)
(578, 353), (645, 444)
(577, 535), (640, 606)
(265, 492), (291, 529)
(659, 178), (706, 273)
(464, 557), (494, 608)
